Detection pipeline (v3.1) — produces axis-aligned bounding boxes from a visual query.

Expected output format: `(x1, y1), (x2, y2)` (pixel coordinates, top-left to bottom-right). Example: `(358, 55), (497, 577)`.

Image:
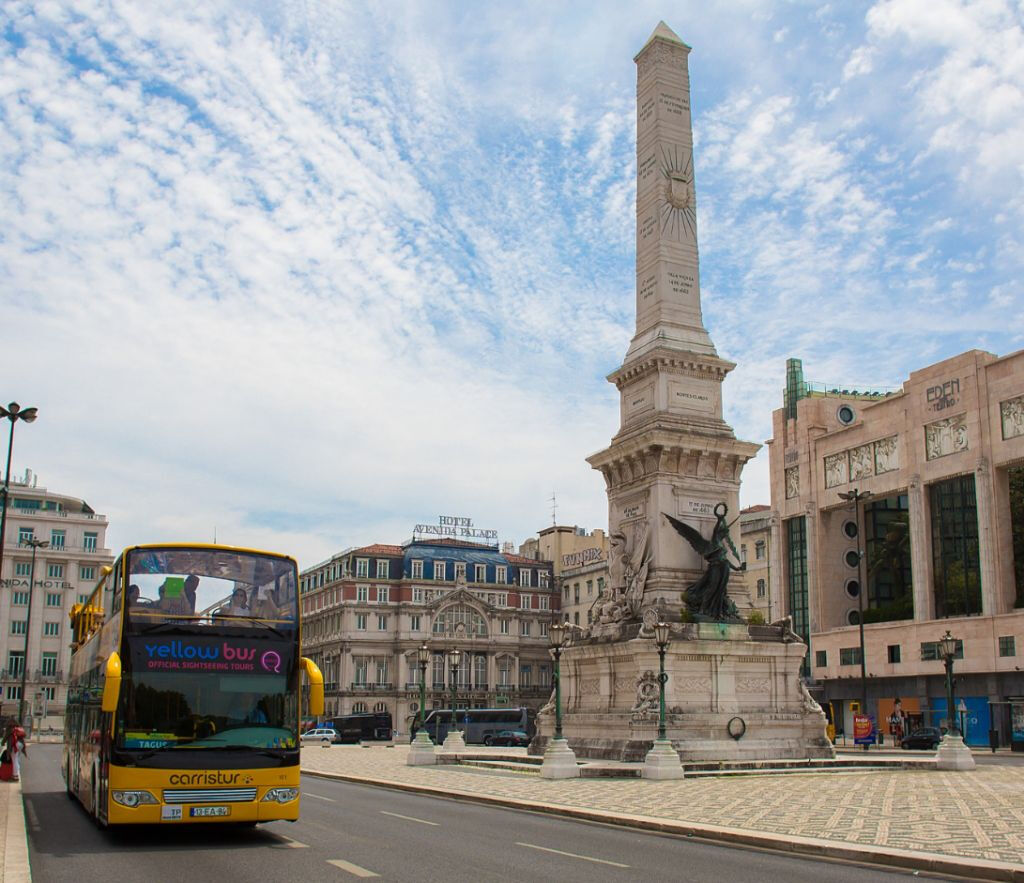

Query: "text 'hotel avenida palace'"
(299, 529), (558, 731)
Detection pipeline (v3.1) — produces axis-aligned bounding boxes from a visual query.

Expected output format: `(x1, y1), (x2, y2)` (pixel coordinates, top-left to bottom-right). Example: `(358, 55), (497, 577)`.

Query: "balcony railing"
(350, 682), (393, 691)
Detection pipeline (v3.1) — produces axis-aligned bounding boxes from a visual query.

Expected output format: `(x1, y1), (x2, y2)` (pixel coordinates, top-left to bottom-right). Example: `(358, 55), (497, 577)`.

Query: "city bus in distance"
(321, 712), (392, 743)
(63, 544), (323, 826)
(415, 707), (535, 745)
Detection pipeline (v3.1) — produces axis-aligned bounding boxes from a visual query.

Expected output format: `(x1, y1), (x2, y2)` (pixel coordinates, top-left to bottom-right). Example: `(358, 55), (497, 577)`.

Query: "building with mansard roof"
(299, 536), (557, 732)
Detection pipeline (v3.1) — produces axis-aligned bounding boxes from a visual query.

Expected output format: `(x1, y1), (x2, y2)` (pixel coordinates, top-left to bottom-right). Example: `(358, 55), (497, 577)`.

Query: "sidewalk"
(0, 777), (30, 883)
(302, 744), (1024, 880)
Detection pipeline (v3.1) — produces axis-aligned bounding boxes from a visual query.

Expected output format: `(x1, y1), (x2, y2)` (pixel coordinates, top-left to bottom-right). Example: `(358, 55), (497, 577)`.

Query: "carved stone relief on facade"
(785, 466), (799, 499)
(736, 677), (771, 693)
(1002, 395), (1024, 440)
(824, 452), (848, 489)
(676, 677), (712, 693)
(874, 435), (898, 474)
(849, 444), (874, 481)
(925, 414), (968, 460)
(579, 679), (600, 696)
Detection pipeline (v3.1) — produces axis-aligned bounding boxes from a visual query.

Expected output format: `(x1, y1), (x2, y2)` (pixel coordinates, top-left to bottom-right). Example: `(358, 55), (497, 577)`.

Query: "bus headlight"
(111, 790), (159, 807)
(261, 788), (299, 804)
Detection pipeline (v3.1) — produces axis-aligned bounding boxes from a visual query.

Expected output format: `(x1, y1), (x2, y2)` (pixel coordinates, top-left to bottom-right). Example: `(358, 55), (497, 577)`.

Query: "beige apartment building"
(0, 470), (113, 730)
(740, 505), (774, 622)
(767, 350), (1024, 747)
(519, 525), (609, 629)
(299, 536), (557, 733)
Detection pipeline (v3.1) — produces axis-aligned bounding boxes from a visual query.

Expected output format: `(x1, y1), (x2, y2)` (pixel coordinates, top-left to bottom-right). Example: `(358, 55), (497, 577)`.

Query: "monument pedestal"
(406, 732), (437, 766)
(935, 733), (976, 771)
(441, 730), (466, 753)
(539, 738), (581, 779)
(643, 739), (685, 779)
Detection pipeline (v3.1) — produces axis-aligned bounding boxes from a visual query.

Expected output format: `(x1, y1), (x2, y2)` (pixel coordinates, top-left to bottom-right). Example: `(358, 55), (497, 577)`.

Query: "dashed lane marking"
(379, 810), (439, 826)
(516, 842), (630, 868)
(266, 833), (309, 848)
(303, 792), (336, 802)
(327, 859), (380, 877)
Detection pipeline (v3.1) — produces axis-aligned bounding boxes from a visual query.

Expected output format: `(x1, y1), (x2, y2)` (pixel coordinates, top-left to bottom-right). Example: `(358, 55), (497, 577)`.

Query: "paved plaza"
(302, 744), (1024, 879)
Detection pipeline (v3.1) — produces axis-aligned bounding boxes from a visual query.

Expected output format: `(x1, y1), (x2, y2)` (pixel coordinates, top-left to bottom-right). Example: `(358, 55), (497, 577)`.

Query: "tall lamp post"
(441, 647), (465, 751)
(935, 629), (975, 770)
(643, 621), (684, 779)
(407, 642), (436, 765)
(0, 403), (39, 595)
(838, 487), (871, 749)
(18, 537), (48, 727)
(539, 621), (579, 778)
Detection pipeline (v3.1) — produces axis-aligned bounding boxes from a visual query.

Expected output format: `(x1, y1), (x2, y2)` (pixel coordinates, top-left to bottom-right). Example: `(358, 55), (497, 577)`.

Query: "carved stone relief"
(736, 677), (771, 693)
(1002, 395), (1024, 440)
(925, 414), (968, 460)
(785, 466), (799, 499)
(676, 677), (712, 693)
(849, 444), (874, 481)
(874, 435), (898, 474)
(579, 679), (600, 696)
(824, 452), (848, 489)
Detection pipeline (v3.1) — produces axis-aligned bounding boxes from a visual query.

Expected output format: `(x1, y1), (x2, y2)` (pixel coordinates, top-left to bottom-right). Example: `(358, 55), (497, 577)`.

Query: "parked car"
(301, 727), (342, 745)
(485, 730), (530, 747)
(901, 727), (942, 750)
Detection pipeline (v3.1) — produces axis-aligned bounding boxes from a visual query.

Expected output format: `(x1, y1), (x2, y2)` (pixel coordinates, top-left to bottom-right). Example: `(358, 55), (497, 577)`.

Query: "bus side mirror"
(102, 652), (122, 713)
(302, 656), (324, 717)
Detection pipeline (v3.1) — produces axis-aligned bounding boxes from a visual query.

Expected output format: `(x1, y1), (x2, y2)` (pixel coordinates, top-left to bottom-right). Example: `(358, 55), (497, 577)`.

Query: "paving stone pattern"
(302, 746), (1024, 867)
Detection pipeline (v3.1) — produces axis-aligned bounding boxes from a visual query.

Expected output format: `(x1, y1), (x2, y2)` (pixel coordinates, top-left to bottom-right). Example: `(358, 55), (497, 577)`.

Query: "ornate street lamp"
(447, 646), (461, 736)
(18, 537), (48, 726)
(539, 620), (579, 778)
(0, 402), (39, 595)
(407, 643), (437, 766)
(939, 630), (960, 737)
(839, 487), (871, 749)
(654, 621), (671, 741)
(416, 643), (430, 734)
(548, 622), (567, 740)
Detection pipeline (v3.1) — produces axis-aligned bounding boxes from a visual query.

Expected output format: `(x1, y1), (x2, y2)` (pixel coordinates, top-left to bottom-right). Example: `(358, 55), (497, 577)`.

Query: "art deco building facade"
(767, 350), (1024, 746)
(0, 470), (113, 728)
(299, 538), (557, 731)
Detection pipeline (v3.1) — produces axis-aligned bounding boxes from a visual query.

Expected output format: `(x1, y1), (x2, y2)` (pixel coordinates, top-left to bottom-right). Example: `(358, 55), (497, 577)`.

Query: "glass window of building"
(44, 621), (60, 637)
(574, 612), (580, 625)
(6, 686), (21, 701)
(498, 658), (511, 686)
(887, 644), (901, 663)
(520, 665), (532, 686)
(11, 620), (27, 635)
(500, 619), (509, 635)
(814, 650), (827, 667)
(741, 544), (747, 563)
(50, 529), (65, 549)
(755, 541), (766, 560)
(356, 558), (369, 578)
(45, 592), (61, 607)
(17, 527), (33, 544)
(520, 594), (531, 609)
(998, 636), (1015, 657)
(574, 584), (580, 604)
(12, 592), (29, 605)
(354, 658), (367, 685)
(929, 476), (982, 617)
(786, 517), (809, 672)
(434, 560), (445, 580)
(519, 569), (531, 587)
(538, 595), (549, 610)
(474, 654), (487, 687)
(411, 615), (421, 631)
(597, 577), (605, 595)
(356, 613), (367, 630)
(14, 562), (30, 577)
(377, 614), (388, 630)
(432, 603), (487, 637)
(376, 559), (389, 578)
(839, 647), (862, 665)
(41, 652), (58, 676)
(46, 563), (63, 579)
(520, 620), (530, 636)
(455, 562), (466, 581)
(496, 566), (507, 583)
(352, 702), (367, 713)
(6, 651), (25, 676)
(864, 494), (913, 622)
(377, 586), (389, 604)
(80, 565), (96, 581)
(474, 564), (486, 582)
(83, 531), (97, 551)
(540, 621), (548, 637)
(756, 578), (766, 598)
(539, 571), (549, 588)
(411, 559), (423, 579)
(357, 585), (368, 602)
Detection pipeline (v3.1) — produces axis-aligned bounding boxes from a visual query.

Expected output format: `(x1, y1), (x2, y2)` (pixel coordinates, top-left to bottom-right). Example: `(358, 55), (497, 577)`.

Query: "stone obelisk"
(587, 21), (760, 620)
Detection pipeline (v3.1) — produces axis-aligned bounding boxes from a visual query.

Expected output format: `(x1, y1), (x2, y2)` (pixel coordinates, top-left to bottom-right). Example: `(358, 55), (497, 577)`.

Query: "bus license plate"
(190, 806), (230, 817)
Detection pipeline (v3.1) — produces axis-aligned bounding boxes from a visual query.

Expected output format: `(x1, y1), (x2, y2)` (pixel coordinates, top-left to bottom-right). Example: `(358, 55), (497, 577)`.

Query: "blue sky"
(2, 0), (1022, 569)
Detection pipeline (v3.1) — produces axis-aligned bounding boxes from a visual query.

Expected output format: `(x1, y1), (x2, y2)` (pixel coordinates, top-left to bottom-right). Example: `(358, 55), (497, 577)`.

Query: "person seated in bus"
(183, 574), (200, 613)
(249, 586), (282, 620)
(156, 579), (193, 617)
(219, 587), (250, 618)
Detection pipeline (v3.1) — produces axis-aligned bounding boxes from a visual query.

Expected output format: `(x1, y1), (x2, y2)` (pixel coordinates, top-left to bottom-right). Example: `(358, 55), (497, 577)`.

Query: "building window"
(17, 527), (33, 544)
(411, 615), (421, 632)
(357, 585), (369, 602)
(474, 564), (486, 583)
(375, 659), (388, 685)
(47, 563), (64, 579)
(50, 529), (66, 549)
(814, 650), (827, 667)
(498, 658), (511, 686)
(352, 701), (367, 713)
(77, 594), (89, 605)
(538, 596), (549, 610)
(755, 540), (766, 560)
(539, 571), (549, 588)
(431, 604), (487, 637)
(495, 593), (507, 607)
(574, 611), (580, 625)
(12, 592), (29, 606)
(519, 569), (531, 587)
(354, 658), (367, 684)
(411, 559), (423, 579)
(500, 619), (509, 635)
(520, 665), (532, 686)
(998, 636), (1015, 657)
(496, 566), (507, 584)
(356, 558), (369, 578)
(45, 592), (62, 607)
(586, 580), (593, 597)
(83, 532), (98, 551)
(43, 622), (60, 637)
(11, 620), (26, 635)
(597, 577), (605, 595)
(921, 639), (963, 661)
(756, 578), (766, 599)
(434, 560), (446, 581)
(520, 620), (530, 636)
(864, 494), (913, 622)
(377, 614), (388, 630)
(80, 565), (96, 581)
(41, 652), (57, 676)
(377, 586), (389, 604)
(6, 686), (21, 701)
(412, 587), (424, 603)
(786, 516), (809, 674)
(520, 594), (531, 610)
(7, 651), (25, 676)
(887, 644), (901, 664)
(563, 585), (569, 600)
(930, 475), (982, 618)
(540, 621), (548, 637)
(14, 562), (30, 577)
(839, 647), (862, 666)
(42, 686), (55, 702)
(376, 559), (389, 578)
(574, 584), (580, 604)
(374, 702), (387, 713)
(356, 614), (367, 631)
(741, 544), (747, 564)
(453, 562), (466, 582)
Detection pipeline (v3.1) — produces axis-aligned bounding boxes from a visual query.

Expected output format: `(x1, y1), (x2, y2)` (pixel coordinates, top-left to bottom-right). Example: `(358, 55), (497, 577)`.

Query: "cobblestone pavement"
(302, 745), (1024, 870)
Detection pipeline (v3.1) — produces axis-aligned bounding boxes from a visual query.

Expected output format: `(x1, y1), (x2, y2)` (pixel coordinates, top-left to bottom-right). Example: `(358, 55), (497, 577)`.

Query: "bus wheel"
(483, 736), (493, 746)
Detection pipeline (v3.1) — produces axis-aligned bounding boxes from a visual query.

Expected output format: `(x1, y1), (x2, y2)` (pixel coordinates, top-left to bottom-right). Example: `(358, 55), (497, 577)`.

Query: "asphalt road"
(24, 745), (935, 882)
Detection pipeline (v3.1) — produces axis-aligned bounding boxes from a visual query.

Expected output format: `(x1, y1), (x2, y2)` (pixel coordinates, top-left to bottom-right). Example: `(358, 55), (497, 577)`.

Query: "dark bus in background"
(321, 712), (392, 743)
(414, 707), (535, 744)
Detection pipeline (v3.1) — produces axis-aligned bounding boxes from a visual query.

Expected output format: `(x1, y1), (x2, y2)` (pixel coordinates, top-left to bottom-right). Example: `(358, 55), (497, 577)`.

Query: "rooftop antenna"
(550, 491), (557, 526)
(213, 526), (217, 544)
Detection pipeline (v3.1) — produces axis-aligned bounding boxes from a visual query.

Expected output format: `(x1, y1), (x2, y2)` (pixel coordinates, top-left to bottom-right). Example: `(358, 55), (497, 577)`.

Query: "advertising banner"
(128, 635), (292, 675)
(853, 713), (875, 745)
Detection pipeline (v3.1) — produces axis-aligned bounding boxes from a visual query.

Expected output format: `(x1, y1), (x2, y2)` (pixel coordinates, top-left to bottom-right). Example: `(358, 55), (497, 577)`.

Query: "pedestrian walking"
(2, 722), (27, 782)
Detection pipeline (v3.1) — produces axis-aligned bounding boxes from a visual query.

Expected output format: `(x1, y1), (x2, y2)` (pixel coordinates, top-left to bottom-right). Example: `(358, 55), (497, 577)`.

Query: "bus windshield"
(126, 547), (297, 628)
(119, 635), (298, 751)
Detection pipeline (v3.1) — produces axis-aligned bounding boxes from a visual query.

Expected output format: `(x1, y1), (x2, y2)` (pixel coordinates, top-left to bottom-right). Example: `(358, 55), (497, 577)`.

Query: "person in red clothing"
(2, 722), (27, 782)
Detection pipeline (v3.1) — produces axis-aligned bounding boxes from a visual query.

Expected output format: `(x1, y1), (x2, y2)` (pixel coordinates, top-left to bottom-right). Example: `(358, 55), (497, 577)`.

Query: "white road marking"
(303, 792), (336, 802)
(379, 810), (439, 826)
(516, 842), (630, 868)
(267, 834), (309, 848)
(327, 859), (380, 877)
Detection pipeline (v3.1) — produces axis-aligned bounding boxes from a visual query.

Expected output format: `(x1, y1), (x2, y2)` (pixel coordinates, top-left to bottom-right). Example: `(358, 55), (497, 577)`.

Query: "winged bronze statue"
(664, 503), (745, 621)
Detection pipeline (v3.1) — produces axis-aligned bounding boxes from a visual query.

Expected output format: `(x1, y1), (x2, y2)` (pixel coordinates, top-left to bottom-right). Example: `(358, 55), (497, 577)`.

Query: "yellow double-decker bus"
(63, 544), (323, 826)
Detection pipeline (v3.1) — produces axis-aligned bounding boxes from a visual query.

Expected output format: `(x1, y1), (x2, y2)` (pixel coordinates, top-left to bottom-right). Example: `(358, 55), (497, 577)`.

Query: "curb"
(2, 779), (31, 883)
(302, 767), (1024, 882)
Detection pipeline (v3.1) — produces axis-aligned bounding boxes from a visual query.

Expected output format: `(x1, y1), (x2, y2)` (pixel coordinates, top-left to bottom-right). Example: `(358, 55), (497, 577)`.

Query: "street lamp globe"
(447, 647), (460, 668)
(549, 622), (565, 649)
(654, 621), (671, 648)
(417, 643), (430, 666)
(939, 630), (958, 660)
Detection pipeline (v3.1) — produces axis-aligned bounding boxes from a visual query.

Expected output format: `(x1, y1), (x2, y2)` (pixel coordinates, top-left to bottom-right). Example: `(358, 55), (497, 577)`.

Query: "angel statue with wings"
(663, 503), (745, 621)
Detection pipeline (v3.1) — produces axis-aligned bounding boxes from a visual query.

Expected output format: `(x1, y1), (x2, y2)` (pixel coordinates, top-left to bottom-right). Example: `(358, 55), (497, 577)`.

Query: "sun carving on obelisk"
(660, 145), (696, 242)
